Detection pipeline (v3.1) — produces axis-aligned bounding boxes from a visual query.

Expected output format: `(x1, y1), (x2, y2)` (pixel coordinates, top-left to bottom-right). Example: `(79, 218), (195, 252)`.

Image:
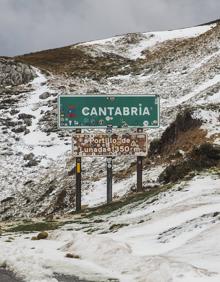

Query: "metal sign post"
(59, 93), (159, 210)
(106, 125), (113, 203)
(75, 128), (82, 212)
(137, 128), (144, 192)
(107, 157), (113, 203)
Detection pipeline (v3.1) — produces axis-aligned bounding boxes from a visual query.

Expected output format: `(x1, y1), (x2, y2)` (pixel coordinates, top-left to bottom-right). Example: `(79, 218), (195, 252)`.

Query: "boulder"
(25, 159), (39, 167)
(12, 126), (26, 133)
(23, 118), (32, 126)
(39, 92), (50, 100)
(23, 153), (34, 161)
(18, 113), (35, 120)
(65, 253), (80, 259)
(0, 58), (35, 86)
(37, 231), (48, 240)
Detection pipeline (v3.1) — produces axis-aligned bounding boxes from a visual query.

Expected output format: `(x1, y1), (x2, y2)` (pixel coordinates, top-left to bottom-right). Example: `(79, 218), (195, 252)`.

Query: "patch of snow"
(76, 24), (216, 60)
(15, 69), (69, 163)
(130, 24), (216, 60)
(165, 74), (220, 108)
(82, 176), (134, 207)
(1, 174), (220, 282)
(82, 165), (164, 207)
(192, 109), (220, 137)
(190, 49), (220, 72)
(197, 90), (220, 105)
(0, 236), (109, 282)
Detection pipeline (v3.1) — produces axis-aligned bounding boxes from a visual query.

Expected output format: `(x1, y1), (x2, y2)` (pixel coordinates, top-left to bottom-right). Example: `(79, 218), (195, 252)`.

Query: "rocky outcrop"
(148, 109), (203, 157)
(159, 143), (220, 183)
(0, 58), (35, 86)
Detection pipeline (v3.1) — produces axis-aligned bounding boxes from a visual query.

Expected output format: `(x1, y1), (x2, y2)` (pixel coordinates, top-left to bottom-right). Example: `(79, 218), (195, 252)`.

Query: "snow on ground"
(1, 173), (220, 282)
(0, 70), (71, 202)
(16, 69), (69, 162)
(130, 24), (216, 60)
(166, 74), (220, 107)
(82, 165), (164, 208)
(193, 108), (220, 137)
(0, 23), (220, 281)
(190, 49), (220, 72)
(75, 24), (216, 60)
(82, 176), (135, 208)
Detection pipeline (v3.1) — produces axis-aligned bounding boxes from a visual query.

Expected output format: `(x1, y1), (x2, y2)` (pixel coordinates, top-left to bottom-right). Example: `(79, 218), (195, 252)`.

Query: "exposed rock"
(11, 126), (26, 133)
(23, 118), (32, 126)
(25, 159), (39, 167)
(45, 214), (54, 221)
(4, 120), (19, 127)
(0, 58), (35, 86)
(23, 153), (35, 161)
(159, 143), (220, 183)
(10, 109), (20, 115)
(1, 196), (14, 204)
(18, 113), (35, 120)
(39, 92), (50, 99)
(37, 231), (48, 240)
(148, 109), (203, 157)
(194, 143), (220, 160)
(23, 153), (40, 167)
(24, 129), (30, 135)
(109, 223), (129, 232)
(65, 253), (80, 259)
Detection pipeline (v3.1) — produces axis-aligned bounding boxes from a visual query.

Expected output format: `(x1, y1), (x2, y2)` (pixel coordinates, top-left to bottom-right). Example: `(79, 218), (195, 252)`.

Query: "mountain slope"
(0, 22), (219, 219)
(1, 172), (220, 282)
(0, 20), (220, 282)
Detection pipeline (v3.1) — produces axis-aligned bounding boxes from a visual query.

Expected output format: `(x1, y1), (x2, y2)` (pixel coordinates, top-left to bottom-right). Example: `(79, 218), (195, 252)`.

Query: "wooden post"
(75, 129), (82, 212)
(106, 125), (113, 203)
(137, 128), (143, 192)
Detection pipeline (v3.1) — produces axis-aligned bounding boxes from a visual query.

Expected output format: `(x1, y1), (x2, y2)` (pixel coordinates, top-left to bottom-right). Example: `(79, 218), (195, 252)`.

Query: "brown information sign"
(72, 133), (148, 157)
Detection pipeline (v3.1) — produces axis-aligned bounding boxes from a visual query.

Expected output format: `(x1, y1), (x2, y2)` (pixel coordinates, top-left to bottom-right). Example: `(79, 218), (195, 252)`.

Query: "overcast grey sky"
(0, 0), (219, 56)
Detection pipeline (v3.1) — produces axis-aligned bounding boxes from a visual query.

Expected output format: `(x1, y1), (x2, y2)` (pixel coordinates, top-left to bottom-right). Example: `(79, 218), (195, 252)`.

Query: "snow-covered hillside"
(0, 171), (220, 282)
(0, 22), (220, 218)
(76, 24), (215, 60)
(0, 20), (220, 282)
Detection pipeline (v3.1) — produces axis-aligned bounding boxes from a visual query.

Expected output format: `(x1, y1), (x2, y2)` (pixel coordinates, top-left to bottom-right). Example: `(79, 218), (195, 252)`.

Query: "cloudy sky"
(0, 0), (219, 56)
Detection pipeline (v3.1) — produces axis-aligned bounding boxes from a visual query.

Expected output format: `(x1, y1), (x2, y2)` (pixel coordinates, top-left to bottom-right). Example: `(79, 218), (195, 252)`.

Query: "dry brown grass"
(15, 45), (132, 79)
(162, 127), (208, 157)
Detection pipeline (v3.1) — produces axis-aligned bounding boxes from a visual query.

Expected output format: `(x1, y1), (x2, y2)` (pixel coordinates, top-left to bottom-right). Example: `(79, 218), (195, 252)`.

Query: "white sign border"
(58, 94), (160, 129)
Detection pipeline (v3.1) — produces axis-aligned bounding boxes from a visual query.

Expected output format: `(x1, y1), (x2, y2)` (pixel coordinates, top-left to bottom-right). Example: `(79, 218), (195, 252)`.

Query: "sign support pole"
(75, 128), (82, 212)
(106, 125), (113, 204)
(137, 128), (143, 192)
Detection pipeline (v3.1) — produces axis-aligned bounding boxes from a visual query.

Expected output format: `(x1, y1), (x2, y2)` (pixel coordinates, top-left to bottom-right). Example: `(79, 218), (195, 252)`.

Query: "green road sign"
(58, 95), (160, 128)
